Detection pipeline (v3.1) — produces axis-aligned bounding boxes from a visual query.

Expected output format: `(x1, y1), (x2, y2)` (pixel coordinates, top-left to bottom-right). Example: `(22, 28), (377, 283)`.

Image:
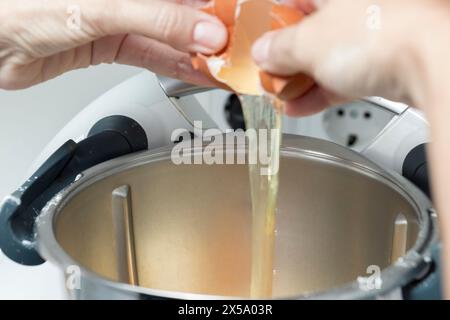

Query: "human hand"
(252, 0), (450, 116)
(253, 0), (450, 299)
(0, 0), (227, 89)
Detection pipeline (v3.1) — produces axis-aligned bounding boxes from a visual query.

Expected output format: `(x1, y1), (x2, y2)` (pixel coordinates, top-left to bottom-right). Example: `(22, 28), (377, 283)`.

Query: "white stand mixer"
(0, 70), (437, 299)
(30, 71), (430, 195)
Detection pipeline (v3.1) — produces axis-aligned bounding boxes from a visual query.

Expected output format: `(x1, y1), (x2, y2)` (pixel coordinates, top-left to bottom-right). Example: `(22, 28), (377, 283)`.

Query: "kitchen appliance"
(0, 71), (440, 299)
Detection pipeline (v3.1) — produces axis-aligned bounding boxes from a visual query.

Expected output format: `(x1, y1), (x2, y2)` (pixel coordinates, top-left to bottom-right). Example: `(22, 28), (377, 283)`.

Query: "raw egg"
(192, 0), (315, 100)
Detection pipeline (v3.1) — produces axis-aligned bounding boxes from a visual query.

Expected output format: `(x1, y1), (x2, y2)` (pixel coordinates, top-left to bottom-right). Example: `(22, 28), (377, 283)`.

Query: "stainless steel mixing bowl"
(35, 135), (438, 299)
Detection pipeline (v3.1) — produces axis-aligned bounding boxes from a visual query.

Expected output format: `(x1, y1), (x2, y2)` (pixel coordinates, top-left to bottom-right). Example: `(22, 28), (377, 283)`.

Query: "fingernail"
(193, 21), (227, 54)
(252, 34), (272, 65)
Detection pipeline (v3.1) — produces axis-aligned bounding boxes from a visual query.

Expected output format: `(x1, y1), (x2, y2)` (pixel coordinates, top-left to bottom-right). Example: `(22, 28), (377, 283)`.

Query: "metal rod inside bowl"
(112, 185), (139, 285)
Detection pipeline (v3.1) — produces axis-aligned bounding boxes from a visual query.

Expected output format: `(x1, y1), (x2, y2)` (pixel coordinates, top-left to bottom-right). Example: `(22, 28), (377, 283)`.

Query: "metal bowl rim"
(35, 135), (438, 299)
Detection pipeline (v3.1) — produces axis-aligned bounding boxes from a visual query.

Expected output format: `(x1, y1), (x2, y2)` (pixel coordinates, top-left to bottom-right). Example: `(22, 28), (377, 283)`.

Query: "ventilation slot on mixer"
(112, 185), (139, 285)
(391, 213), (408, 263)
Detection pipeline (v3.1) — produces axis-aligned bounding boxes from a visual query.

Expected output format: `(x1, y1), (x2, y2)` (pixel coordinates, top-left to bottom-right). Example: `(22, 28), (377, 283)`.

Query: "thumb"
(251, 24), (316, 76)
(83, 0), (228, 54)
(281, 0), (328, 13)
(251, 0), (329, 76)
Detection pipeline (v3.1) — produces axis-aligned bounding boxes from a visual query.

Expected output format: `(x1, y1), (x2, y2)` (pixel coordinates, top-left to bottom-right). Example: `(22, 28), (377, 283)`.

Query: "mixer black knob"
(225, 94), (246, 130)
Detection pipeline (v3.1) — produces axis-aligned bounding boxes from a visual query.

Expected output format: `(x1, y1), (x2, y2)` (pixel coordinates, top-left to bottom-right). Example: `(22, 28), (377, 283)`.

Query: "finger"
(251, 0), (330, 76)
(114, 35), (215, 87)
(90, 0), (228, 54)
(280, 0), (325, 13)
(13, 0), (228, 57)
(170, 0), (210, 8)
(284, 86), (345, 117)
(251, 21), (321, 76)
(0, 34), (216, 90)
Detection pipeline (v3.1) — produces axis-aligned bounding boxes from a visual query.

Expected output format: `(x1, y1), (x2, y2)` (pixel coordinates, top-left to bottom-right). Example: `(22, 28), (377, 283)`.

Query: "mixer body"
(0, 72), (440, 299)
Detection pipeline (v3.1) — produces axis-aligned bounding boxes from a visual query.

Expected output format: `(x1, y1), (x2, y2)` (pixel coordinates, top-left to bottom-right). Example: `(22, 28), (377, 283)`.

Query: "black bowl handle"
(401, 144), (442, 299)
(0, 116), (147, 265)
(0, 141), (77, 265)
(403, 243), (442, 300)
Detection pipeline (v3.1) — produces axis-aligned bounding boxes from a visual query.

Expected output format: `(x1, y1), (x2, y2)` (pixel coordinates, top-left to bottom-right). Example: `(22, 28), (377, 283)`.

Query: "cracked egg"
(192, 0), (315, 100)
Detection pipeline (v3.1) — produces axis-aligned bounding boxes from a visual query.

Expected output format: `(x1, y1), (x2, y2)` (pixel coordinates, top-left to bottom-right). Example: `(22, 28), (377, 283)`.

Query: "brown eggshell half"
(192, 0), (314, 100)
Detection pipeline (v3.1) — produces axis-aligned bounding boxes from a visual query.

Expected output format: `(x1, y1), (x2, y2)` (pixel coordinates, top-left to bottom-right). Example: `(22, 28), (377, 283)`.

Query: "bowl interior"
(54, 153), (420, 298)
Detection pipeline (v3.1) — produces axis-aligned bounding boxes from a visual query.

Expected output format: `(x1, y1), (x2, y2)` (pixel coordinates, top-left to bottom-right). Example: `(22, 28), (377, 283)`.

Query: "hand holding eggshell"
(191, 0), (315, 100)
